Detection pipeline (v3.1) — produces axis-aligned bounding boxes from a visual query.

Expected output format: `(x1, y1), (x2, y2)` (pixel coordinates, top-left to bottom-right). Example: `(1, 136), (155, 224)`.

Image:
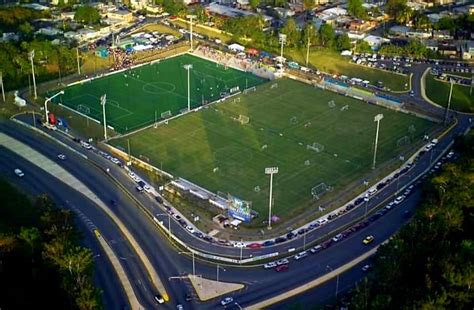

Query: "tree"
(303, 0), (315, 10)
(74, 6), (101, 25)
(347, 0), (366, 19)
(18, 22), (34, 36)
(396, 5), (413, 26)
(354, 40), (372, 53)
(385, 0), (408, 23)
(249, 0), (260, 10)
(319, 23), (335, 48)
(19, 227), (40, 255)
(336, 33), (351, 51)
(279, 18), (300, 47)
(193, 5), (206, 23)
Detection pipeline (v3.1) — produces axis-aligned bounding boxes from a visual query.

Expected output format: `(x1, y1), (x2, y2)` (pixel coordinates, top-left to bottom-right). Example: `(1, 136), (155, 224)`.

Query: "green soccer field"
(112, 79), (437, 218)
(51, 54), (265, 133)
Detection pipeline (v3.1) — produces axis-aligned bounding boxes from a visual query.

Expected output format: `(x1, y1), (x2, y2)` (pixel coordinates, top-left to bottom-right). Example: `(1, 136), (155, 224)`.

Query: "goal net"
(161, 110), (172, 119)
(328, 100), (336, 108)
(77, 104), (91, 115)
(243, 86), (256, 94)
(397, 136), (410, 147)
(311, 182), (333, 200)
(270, 83), (278, 89)
(289, 116), (298, 125)
(307, 142), (325, 153)
(237, 114), (250, 124)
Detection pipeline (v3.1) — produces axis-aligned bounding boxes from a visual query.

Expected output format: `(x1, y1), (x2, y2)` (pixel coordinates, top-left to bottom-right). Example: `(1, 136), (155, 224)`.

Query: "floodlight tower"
(187, 15), (196, 50)
(372, 114), (384, 170)
(265, 167), (278, 230)
(278, 34), (287, 69)
(184, 64), (193, 111)
(306, 24), (313, 67)
(444, 79), (454, 125)
(44, 90), (64, 124)
(29, 50), (37, 99)
(101, 94), (107, 141)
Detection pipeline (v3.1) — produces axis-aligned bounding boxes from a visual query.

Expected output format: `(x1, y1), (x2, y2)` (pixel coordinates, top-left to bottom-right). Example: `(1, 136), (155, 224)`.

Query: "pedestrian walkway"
(188, 275), (244, 301)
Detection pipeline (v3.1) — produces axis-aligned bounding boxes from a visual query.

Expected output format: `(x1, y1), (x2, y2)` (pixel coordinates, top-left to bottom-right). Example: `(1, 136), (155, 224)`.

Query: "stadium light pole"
(278, 34), (287, 70)
(444, 79), (454, 125)
(29, 50), (37, 99)
(76, 48), (81, 75)
(101, 94), (108, 141)
(306, 25), (313, 67)
(187, 15), (196, 50)
(184, 64), (193, 111)
(0, 72), (5, 102)
(265, 167), (279, 230)
(372, 114), (384, 170)
(44, 90), (64, 124)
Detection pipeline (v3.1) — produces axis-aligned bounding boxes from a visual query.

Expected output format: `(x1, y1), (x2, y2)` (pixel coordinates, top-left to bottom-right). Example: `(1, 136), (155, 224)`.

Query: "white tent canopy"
(228, 43), (245, 52)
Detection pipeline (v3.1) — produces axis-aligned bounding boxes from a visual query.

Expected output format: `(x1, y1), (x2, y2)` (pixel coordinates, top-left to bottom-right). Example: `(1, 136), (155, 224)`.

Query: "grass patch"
(425, 74), (474, 113)
(170, 19), (232, 43)
(132, 23), (182, 37)
(286, 48), (409, 92)
(49, 54), (265, 133)
(111, 78), (436, 219)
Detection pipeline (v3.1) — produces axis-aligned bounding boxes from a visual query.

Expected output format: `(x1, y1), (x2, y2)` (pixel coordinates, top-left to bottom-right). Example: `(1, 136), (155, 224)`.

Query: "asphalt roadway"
(1, 113), (468, 308)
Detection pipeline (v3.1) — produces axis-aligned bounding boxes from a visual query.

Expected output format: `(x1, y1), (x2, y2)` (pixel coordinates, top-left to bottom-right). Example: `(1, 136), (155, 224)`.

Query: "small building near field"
(363, 35), (390, 51)
(228, 43), (245, 52)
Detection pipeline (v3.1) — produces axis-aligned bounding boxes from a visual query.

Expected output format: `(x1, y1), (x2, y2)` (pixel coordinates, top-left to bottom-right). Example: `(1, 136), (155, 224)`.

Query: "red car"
(275, 264), (289, 272)
(247, 243), (262, 249)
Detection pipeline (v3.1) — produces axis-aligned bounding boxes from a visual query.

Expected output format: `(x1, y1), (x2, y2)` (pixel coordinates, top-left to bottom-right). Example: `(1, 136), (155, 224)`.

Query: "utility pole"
(44, 90), (64, 124)
(278, 34), (287, 70)
(0, 72), (5, 102)
(265, 167), (279, 230)
(184, 64), (193, 111)
(101, 94), (107, 141)
(76, 48), (81, 75)
(127, 138), (132, 165)
(445, 79), (454, 124)
(29, 50), (37, 99)
(372, 114), (384, 170)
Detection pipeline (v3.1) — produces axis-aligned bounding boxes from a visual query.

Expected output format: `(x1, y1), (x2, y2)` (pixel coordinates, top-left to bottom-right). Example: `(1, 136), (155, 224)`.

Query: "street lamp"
(186, 15), (196, 50)
(305, 25), (313, 67)
(326, 264), (339, 298)
(100, 94), (107, 141)
(278, 34), (287, 69)
(0, 72), (5, 102)
(156, 213), (171, 238)
(216, 263), (226, 282)
(29, 50), (37, 99)
(184, 64), (193, 111)
(44, 90), (65, 124)
(372, 114), (384, 170)
(444, 79), (454, 125)
(179, 251), (195, 277)
(265, 167), (278, 230)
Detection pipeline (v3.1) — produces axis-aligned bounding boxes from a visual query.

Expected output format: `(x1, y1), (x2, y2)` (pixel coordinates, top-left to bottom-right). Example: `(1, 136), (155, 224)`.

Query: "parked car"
(57, 154), (66, 160)
(264, 262), (277, 269)
(276, 258), (289, 266)
(14, 168), (24, 177)
(310, 245), (322, 254)
(362, 264), (373, 272)
(154, 294), (165, 304)
(332, 234), (343, 242)
(294, 251), (308, 260)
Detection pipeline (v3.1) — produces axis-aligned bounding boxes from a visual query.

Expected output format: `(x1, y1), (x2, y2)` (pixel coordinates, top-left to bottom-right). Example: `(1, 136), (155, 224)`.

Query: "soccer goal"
(243, 86), (256, 94)
(307, 142), (325, 153)
(328, 100), (336, 108)
(290, 116), (298, 125)
(237, 114), (250, 124)
(270, 83), (278, 89)
(340, 104), (349, 111)
(161, 110), (172, 119)
(397, 136), (411, 147)
(311, 182), (333, 200)
(77, 104), (91, 115)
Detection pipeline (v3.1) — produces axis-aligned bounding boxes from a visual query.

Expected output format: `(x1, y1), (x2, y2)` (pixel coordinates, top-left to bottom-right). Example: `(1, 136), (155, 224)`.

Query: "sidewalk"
(188, 275), (244, 301)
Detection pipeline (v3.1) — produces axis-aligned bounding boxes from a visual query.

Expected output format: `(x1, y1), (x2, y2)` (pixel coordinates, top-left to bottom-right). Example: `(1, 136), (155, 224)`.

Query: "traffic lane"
(0, 148), (156, 309)
(0, 149), (130, 309)
(220, 191), (420, 308)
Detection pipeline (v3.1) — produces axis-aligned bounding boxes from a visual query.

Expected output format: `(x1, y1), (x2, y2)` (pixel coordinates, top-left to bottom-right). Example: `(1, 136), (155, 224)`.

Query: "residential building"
(205, 3), (273, 25)
(106, 10), (134, 23)
(363, 35), (390, 50)
(432, 30), (452, 40)
(460, 41), (474, 60)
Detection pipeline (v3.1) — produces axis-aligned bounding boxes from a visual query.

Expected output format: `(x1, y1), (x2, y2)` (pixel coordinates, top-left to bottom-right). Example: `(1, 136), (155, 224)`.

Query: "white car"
(57, 154), (66, 160)
(14, 168), (24, 177)
(394, 195), (405, 204)
(233, 241), (245, 248)
(276, 258), (289, 266)
(186, 226), (195, 234)
(264, 262), (277, 269)
(220, 296), (233, 306)
(294, 251), (308, 260)
(143, 185), (152, 193)
(317, 218), (328, 225)
(332, 233), (343, 242)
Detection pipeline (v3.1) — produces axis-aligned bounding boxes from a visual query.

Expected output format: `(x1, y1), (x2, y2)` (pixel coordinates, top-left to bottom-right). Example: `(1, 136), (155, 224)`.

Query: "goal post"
(160, 110), (172, 119)
(307, 142), (325, 153)
(328, 100), (336, 108)
(237, 114), (250, 124)
(311, 182), (333, 200)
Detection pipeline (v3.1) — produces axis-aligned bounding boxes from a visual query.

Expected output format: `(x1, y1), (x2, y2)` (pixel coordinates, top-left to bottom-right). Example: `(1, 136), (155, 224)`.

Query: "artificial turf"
(51, 54), (265, 133)
(112, 78), (437, 218)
